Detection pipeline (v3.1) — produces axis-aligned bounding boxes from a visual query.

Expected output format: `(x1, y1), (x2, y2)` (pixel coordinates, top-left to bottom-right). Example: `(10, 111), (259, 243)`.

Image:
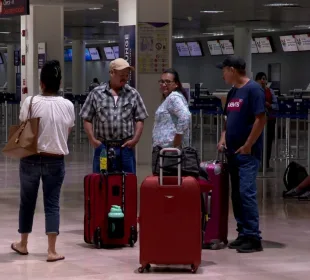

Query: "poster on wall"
(119, 25), (136, 87)
(138, 22), (169, 74)
(38, 42), (46, 93)
(0, 0), (30, 17)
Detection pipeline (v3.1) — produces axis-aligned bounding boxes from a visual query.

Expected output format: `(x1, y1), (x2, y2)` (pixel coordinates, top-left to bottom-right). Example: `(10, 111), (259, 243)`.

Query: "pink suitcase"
(199, 159), (229, 250)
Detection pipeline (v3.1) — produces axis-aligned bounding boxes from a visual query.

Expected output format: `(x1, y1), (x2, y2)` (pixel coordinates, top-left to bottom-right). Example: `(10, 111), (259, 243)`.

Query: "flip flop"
(46, 256), (65, 262)
(11, 243), (29, 256)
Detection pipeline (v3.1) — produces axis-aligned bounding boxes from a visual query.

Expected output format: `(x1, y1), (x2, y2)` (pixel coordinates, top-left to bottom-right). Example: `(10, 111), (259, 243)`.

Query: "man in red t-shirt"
(255, 72), (279, 170)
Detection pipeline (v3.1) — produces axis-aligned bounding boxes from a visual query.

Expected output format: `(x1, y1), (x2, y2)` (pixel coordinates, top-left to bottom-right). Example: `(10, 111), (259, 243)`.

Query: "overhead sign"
(0, 0), (30, 17)
(294, 34), (310, 51)
(280, 35), (298, 52)
(219, 40), (234, 55)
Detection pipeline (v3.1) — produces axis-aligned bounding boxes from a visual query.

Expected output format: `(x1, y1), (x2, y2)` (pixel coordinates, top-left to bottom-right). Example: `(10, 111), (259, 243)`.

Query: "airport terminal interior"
(1, 0), (310, 279)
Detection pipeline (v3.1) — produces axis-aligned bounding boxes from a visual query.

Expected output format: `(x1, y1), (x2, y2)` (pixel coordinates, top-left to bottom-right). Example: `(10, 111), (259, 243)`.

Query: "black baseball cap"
(216, 56), (246, 70)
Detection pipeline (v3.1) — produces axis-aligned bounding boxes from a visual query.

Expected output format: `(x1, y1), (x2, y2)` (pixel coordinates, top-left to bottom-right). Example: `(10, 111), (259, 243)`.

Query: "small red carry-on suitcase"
(84, 142), (138, 248)
(139, 148), (202, 274)
(199, 156), (229, 250)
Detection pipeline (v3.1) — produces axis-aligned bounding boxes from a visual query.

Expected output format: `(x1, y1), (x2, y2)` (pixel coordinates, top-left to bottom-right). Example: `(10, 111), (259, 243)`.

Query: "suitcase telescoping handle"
(216, 145), (226, 163)
(159, 148), (182, 186)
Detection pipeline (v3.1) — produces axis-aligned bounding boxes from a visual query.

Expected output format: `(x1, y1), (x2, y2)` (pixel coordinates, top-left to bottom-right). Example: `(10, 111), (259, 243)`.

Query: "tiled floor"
(0, 139), (310, 280)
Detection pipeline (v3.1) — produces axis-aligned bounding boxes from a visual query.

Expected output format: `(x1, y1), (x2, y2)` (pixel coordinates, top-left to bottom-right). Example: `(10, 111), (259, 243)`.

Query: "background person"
(217, 56), (266, 253)
(255, 72), (279, 171)
(80, 58), (148, 174)
(11, 60), (75, 262)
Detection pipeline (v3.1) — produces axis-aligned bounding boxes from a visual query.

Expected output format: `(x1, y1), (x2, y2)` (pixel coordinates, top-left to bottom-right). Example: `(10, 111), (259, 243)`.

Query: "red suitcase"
(84, 172), (138, 248)
(199, 159), (229, 250)
(139, 148), (201, 274)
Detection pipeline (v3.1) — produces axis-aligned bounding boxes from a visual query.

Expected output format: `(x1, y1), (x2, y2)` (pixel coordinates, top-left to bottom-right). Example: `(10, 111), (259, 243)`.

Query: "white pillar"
(234, 27), (252, 78)
(7, 44), (16, 93)
(119, 0), (172, 166)
(20, 5), (64, 103)
(72, 40), (86, 95)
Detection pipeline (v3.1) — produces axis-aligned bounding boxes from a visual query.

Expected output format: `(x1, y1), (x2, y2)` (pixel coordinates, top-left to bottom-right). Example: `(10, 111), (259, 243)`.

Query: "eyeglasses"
(158, 79), (174, 85)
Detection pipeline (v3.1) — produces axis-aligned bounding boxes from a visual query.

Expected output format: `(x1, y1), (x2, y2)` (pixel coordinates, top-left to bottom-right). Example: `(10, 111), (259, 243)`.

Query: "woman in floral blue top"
(152, 69), (191, 148)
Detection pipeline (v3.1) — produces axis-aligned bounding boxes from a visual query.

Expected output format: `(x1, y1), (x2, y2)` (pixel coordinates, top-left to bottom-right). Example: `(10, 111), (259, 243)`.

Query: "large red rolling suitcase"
(139, 148), (202, 274)
(84, 171), (138, 248)
(199, 158), (229, 250)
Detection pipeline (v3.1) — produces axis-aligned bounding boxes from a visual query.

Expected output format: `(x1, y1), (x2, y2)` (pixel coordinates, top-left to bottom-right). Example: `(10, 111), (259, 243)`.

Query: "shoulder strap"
(26, 95), (35, 119)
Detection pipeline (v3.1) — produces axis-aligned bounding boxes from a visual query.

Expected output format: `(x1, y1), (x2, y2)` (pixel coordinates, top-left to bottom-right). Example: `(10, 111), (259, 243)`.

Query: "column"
(234, 27), (252, 78)
(72, 40), (86, 95)
(119, 0), (172, 166)
(7, 44), (16, 94)
(20, 5), (64, 103)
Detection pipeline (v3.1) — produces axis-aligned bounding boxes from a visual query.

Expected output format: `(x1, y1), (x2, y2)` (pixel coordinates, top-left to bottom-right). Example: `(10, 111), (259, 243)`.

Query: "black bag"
(283, 161), (308, 191)
(152, 146), (200, 177)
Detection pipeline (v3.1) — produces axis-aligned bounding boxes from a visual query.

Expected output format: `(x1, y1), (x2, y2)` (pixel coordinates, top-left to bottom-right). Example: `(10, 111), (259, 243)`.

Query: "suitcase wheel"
(191, 264), (198, 274)
(138, 264), (151, 273)
(129, 226), (137, 247)
(93, 227), (102, 249)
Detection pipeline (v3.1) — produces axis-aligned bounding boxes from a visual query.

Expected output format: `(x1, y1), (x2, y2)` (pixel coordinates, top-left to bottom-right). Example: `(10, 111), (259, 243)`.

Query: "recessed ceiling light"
(264, 3), (300, 7)
(100, 21), (118, 24)
(0, 32), (10, 34)
(88, 7), (102, 10)
(200, 10), (224, 14)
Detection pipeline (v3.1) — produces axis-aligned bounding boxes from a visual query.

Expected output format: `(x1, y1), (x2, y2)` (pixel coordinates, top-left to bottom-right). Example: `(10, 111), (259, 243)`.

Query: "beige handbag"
(2, 96), (40, 159)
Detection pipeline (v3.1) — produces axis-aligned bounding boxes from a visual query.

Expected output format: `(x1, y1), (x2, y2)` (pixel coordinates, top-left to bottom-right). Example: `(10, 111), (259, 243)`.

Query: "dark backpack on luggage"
(283, 161), (308, 191)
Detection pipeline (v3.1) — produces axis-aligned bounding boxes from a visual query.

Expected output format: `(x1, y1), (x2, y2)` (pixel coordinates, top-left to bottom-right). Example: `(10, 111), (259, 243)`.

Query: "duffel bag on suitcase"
(152, 145), (200, 177)
(139, 148), (201, 274)
(199, 156), (229, 250)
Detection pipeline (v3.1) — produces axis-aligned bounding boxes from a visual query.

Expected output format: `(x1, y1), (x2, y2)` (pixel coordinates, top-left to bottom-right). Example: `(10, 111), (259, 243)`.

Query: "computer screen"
(88, 48), (101, 60)
(251, 39), (259, 54)
(254, 37), (273, 53)
(113, 46), (119, 58)
(85, 48), (92, 61)
(176, 42), (191, 57)
(219, 40), (234, 55)
(207, 40), (223, 56)
(294, 34), (310, 51)
(280, 35), (298, 52)
(104, 47), (116, 60)
(187, 42), (203, 56)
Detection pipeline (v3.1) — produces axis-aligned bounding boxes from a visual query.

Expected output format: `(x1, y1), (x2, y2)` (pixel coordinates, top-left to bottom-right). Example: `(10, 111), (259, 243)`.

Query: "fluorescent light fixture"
(264, 3), (299, 7)
(0, 32), (10, 34)
(172, 35), (184, 39)
(88, 7), (102, 10)
(100, 21), (118, 24)
(253, 28), (276, 32)
(294, 25), (310, 28)
(203, 32), (224, 36)
(200, 10), (224, 14)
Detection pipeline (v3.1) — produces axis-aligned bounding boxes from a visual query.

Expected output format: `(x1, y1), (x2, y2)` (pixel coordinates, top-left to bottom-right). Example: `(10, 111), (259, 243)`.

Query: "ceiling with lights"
(1, 0), (310, 45)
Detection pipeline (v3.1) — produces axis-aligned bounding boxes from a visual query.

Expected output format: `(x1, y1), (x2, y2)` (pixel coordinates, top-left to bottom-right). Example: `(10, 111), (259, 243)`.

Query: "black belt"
(97, 136), (133, 148)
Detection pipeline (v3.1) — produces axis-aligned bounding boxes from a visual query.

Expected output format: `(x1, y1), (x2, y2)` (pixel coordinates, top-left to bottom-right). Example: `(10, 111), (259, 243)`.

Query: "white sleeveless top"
(19, 95), (75, 155)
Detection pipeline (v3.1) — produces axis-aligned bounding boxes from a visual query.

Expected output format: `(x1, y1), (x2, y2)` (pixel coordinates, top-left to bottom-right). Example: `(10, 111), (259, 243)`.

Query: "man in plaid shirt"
(80, 58), (148, 174)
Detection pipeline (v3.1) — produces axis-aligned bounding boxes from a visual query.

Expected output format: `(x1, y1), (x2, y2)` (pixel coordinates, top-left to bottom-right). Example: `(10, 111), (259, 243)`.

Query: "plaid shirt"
(80, 82), (148, 140)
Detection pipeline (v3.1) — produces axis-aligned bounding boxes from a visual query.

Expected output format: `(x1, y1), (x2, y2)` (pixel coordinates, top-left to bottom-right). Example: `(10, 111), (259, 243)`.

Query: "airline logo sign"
(227, 98), (243, 112)
(0, 0), (30, 17)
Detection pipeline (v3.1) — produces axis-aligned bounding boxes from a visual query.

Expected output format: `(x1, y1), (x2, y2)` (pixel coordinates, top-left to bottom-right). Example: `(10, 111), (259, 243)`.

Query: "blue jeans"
(93, 144), (136, 174)
(18, 155), (65, 235)
(228, 153), (261, 239)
